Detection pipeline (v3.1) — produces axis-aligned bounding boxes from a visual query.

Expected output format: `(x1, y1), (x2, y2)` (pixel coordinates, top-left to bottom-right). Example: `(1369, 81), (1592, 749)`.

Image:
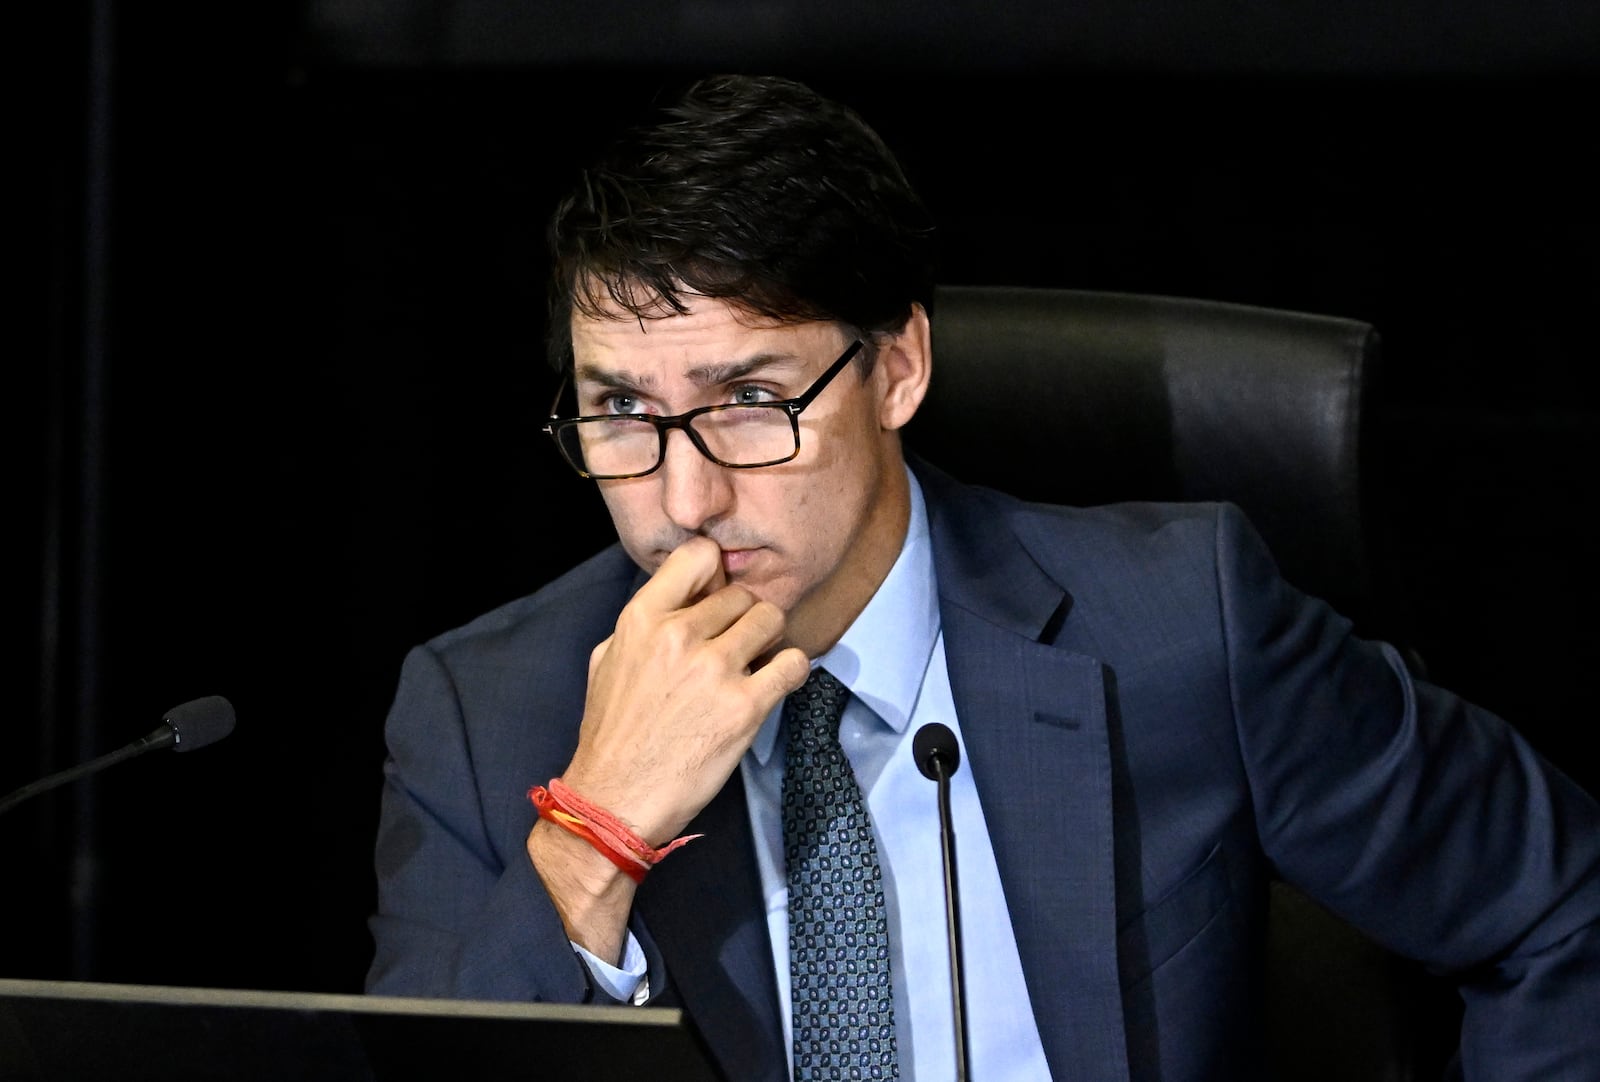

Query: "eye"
(729, 384), (780, 406)
(596, 392), (647, 416)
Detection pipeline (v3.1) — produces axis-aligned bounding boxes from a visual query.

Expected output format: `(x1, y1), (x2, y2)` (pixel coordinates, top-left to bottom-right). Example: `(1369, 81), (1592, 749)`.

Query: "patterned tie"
(782, 667), (899, 1080)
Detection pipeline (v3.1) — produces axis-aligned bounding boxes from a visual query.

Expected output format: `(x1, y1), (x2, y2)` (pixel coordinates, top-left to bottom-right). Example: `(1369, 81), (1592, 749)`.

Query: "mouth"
(647, 532), (769, 580)
(719, 547), (761, 577)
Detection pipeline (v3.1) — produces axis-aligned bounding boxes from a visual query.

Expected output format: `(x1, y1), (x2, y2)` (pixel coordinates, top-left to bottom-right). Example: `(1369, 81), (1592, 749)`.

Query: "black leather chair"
(906, 285), (1460, 1081)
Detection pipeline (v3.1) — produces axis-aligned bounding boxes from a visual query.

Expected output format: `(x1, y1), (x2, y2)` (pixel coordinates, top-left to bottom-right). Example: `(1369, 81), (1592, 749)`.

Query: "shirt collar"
(751, 466), (940, 765)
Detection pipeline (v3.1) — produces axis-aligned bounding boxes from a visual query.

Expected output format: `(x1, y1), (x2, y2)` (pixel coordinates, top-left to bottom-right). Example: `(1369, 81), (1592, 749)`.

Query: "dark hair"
(545, 74), (937, 372)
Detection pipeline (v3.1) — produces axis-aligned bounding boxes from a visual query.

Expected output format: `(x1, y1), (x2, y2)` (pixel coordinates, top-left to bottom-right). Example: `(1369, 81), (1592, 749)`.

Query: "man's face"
(569, 293), (927, 657)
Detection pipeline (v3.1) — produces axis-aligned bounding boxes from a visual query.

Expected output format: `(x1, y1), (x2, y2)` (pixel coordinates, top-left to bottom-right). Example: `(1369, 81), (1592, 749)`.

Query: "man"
(365, 74), (1600, 1080)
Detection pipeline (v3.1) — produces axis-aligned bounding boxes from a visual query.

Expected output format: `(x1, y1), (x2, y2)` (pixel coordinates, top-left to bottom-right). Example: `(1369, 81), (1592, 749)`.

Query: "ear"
(873, 303), (932, 431)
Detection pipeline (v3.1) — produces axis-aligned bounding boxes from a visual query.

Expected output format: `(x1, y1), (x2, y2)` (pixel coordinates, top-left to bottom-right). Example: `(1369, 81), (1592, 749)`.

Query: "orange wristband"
(529, 780), (701, 883)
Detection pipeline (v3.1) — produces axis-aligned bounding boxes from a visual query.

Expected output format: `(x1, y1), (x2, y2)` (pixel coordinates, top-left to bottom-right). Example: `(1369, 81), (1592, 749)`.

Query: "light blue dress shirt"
(581, 469), (1051, 1079)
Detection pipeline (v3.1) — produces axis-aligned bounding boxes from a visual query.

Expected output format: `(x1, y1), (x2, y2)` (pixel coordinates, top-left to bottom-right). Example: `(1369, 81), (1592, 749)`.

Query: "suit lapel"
(638, 776), (787, 1082)
(922, 460), (1132, 1082)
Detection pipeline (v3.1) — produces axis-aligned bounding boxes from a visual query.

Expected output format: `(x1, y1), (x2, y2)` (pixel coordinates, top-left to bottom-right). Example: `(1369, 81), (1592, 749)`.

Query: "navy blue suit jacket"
(367, 459), (1600, 1080)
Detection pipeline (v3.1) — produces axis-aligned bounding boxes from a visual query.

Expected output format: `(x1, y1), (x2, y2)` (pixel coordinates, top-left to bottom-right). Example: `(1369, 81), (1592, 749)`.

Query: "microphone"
(0, 696), (235, 817)
(913, 722), (971, 1082)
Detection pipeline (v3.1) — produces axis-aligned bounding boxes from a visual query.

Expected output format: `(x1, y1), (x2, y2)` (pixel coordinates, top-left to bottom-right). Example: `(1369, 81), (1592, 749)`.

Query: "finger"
(708, 596), (788, 662)
(673, 581), (767, 641)
(631, 536), (726, 614)
(746, 646), (812, 709)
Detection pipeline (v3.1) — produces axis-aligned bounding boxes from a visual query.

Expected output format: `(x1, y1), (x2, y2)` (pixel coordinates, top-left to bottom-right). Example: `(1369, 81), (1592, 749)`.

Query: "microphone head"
(163, 696), (236, 752)
(913, 722), (961, 781)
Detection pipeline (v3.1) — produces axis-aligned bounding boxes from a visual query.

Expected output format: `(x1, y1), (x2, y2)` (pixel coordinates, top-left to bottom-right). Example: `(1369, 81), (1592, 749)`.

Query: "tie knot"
(784, 667), (849, 744)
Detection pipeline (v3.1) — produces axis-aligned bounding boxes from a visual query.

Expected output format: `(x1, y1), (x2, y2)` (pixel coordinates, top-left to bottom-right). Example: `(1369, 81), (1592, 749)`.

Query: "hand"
(565, 535), (810, 842)
(526, 536), (809, 961)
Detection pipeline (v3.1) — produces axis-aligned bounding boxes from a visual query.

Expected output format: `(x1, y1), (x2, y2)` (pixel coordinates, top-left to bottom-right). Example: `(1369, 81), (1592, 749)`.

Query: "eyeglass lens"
(557, 405), (797, 476)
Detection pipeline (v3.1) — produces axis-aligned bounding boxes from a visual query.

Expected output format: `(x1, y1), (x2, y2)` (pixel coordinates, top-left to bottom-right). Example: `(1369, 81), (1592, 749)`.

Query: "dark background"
(13, 0), (1599, 998)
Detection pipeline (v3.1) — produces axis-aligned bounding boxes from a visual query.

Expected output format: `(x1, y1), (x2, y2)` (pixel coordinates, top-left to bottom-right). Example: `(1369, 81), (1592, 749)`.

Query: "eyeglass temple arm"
(786, 339), (865, 414)
(545, 376), (569, 422)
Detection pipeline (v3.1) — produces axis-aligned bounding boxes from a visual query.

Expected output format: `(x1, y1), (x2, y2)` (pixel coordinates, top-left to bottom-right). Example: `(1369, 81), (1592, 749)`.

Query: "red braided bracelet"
(529, 779), (702, 883)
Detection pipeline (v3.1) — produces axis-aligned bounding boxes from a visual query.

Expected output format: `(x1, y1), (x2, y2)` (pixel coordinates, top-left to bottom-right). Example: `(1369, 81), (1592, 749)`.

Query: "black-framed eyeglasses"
(542, 340), (864, 480)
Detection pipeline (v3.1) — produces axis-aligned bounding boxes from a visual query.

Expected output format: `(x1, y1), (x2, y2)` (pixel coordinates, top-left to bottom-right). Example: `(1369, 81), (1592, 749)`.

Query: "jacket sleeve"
(363, 641), (663, 1004)
(1214, 503), (1600, 1079)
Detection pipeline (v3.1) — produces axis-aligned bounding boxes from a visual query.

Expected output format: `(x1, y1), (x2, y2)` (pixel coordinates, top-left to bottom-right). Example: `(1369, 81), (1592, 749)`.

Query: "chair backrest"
(911, 284), (1383, 632)
(906, 284), (1458, 1082)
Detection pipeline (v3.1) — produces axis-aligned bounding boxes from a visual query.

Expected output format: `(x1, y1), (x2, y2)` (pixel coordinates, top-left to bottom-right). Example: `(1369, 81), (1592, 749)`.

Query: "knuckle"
(613, 602), (648, 637)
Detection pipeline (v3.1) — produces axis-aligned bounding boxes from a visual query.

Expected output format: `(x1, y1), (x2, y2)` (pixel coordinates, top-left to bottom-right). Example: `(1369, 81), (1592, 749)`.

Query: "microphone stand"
(929, 750), (971, 1082)
(1, 698), (232, 818)
(0, 728), (175, 817)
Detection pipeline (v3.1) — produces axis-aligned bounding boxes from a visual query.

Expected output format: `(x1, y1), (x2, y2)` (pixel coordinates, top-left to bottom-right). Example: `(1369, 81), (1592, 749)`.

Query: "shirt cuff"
(572, 931), (650, 1005)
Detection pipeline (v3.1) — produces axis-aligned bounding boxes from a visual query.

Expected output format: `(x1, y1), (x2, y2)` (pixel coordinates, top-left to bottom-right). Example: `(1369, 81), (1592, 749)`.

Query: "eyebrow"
(574, 352), (805, 395)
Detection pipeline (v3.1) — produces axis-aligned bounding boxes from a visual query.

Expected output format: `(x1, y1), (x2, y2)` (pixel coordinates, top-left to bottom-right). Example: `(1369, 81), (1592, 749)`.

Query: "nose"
(657, 427), (734, 534)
